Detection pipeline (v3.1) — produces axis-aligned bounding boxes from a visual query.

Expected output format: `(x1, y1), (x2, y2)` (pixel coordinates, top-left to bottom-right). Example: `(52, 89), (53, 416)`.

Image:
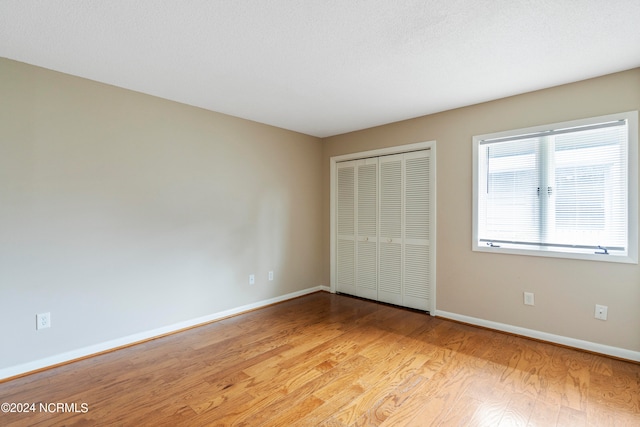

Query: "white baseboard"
(435, 310), (640, 362)
(0, 286), (326, 381)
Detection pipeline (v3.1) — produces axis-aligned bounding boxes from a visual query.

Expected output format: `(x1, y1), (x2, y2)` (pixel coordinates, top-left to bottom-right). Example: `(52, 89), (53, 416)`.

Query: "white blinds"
(478, 120), (629, 254)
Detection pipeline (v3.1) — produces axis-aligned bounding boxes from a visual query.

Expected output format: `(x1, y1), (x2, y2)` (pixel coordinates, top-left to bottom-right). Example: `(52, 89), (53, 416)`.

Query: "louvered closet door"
(378, 154), (404, 306)
(336, 161), (356, 296)
(403, 150), (431, 311)
(356, 159), (379, 300)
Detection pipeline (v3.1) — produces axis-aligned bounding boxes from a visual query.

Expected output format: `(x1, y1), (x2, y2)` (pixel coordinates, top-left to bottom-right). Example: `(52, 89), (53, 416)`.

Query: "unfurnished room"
(1, 1), (639, 426)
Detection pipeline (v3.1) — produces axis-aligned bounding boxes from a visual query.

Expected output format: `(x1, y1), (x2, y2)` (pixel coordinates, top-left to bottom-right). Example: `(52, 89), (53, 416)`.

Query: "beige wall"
(0, 58), (323, 370)
(322, 68), (640, 352)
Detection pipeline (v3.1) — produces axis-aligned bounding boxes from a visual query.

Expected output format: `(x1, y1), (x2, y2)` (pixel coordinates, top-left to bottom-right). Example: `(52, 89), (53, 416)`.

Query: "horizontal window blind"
(477, 118), (629, 255)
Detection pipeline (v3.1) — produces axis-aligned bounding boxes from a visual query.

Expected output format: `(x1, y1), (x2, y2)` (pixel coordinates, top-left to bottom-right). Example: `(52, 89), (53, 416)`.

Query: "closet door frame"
(330, 141), (437, 314)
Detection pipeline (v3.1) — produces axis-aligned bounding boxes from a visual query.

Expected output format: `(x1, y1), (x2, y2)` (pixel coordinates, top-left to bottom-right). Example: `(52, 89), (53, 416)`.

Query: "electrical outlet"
(268, 271), (274, 281)
(249, 274), (255, 285)
(595, 304), (608, 320)
(523, 292), (535, 306)
(36, 312), (51, 330)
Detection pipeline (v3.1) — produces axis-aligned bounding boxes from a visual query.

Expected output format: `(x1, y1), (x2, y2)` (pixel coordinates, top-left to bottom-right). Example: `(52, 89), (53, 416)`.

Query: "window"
(473, 111), (638, 263)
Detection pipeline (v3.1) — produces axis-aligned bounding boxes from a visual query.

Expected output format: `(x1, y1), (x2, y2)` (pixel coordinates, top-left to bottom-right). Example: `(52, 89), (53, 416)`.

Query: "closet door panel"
(336, 162), (356, 296)
(378, 154), (403, 305)
(403, 151), (431, 310)
(356, 159), (378, 300)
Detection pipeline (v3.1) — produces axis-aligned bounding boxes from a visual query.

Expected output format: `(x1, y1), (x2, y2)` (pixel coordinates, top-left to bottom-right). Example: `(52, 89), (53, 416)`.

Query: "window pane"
(553, 125), (627, 248)
(480, 138), (540, 243)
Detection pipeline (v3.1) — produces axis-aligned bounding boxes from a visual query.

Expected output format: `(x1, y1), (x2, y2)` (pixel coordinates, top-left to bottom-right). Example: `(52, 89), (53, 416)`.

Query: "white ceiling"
(1, 1), (639, 138)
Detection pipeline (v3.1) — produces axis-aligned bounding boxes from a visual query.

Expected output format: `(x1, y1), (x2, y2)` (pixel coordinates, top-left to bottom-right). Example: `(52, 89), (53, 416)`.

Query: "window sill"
(472, 243), (637, 264)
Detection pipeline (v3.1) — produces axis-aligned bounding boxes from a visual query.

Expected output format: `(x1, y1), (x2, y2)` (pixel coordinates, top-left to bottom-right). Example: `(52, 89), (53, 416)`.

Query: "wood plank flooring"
(1, 292), (638, 426)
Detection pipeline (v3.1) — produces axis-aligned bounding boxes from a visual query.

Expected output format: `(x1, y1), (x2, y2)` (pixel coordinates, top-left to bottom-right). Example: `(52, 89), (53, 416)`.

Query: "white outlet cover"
(268, 271), (274, 281)
(36, 312), (51, 330)
(249, 274), (255, 285)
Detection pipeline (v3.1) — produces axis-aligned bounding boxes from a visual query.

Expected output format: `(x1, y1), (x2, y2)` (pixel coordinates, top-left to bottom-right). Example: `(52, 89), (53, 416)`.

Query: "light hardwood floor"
(1, 292), (638, 426)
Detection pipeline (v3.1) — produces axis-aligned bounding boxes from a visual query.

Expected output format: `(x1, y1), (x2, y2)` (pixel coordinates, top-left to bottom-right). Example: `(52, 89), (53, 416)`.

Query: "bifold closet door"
(336, 150), (431, 311)
(336, 158), (379, 299)
(377, 150), (431, 310)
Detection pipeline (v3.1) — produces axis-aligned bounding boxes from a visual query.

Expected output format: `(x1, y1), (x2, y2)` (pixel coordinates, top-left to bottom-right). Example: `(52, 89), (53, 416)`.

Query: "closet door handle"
(387, 238), (392, 243)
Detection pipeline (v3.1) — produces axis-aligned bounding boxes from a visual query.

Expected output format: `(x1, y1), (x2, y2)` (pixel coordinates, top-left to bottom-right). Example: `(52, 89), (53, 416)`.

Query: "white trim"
(330, 141), (435, 164)
(330, 141), (437, 313)
(429, 144), (437, 315)
(0, 286), (327, 381)
(435, 310), (640, 362)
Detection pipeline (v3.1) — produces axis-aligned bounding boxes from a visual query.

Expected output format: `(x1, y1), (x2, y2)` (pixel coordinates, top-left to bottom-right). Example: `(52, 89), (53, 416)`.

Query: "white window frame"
(472, 111), (638, 264)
